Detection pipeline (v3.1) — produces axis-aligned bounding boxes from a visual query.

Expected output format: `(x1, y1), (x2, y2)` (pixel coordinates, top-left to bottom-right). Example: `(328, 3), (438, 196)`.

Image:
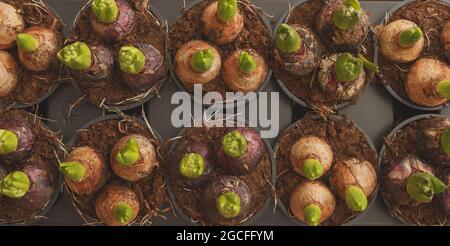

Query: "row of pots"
(1, 108), (448, 226)
(2, 0), (449, 112)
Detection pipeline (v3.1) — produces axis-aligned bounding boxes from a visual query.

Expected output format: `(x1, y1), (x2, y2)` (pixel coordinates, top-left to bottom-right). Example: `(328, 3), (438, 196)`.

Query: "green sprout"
(407, 172), (447, 203)
(216, 191), (241, 218)
(190, 49), (214, 73)
(332, 0), (362, 30)
(179, 153), (205, 179)
(221, 130), (248, 158)
(440, 125), (450, 157)
(358, 54), (379, 74)
(398, 26), (423, 48)
(0, 171), (30, 199)
(91, 0), (119, 23)
(303, 204), (321, 226)
(275, 23), (302, 54)
(0, 129), (18, 155)
(436, 79), (450, 100)
(113, 202), (134, 225)
(217, 0), (237, 23)
(59, 161), (86, 182)
(334, 53), (363, 82)
(344, 185), (368, 212)
(302, 158), (324, 180)
(57, 42), (92, 71)
(16, 33), (38, 53)
(115, 138), (140, 166)
(119, 46), (146, 75)
(238, 51), (257, 74)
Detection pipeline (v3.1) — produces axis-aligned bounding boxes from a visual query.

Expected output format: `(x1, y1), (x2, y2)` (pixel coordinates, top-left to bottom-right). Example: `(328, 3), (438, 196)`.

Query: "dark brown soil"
(272, 0), (376, 110)
(378, 0), (450, 106)
(275, 113), (377, 225)
(380, 116), (449, 226)
(169, 0), (271, 97)
(0, 0), (64, 107)
(0, 109), (64, 224)
(168, 126), (273, 226)
(67, 0), (166, 107)
(68, 117), (168, 225)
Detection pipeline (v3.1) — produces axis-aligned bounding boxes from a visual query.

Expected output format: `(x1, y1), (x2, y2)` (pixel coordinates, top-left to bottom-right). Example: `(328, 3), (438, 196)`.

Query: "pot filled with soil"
(375, 0), (450, 111)
(379, 114), (450, 225)
(166, 121), (276, 225)
(60, 0), (168, 110)
(169, 0), (272, 108)
(272, 0), (379, 113)
(0, 109), (65, 225)
(274, 113), (378, 226)
(61, 114), (169, 226)
(0, 0), (64, 108)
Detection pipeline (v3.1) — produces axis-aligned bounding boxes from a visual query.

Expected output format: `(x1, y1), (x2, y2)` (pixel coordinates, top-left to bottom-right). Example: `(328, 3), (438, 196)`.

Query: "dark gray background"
(34, 0), (447, 225)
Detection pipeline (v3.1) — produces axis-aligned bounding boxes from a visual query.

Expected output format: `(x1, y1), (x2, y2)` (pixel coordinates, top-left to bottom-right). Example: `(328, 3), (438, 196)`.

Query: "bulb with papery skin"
(60, 146), (107, 196)
(202, 176), (251, 225)
(95, 183), (139, 226)
(0, 117), (35, 165)
(273, 24), (322, 76)
(174, 40), (221, 89)
(216, 127), (264, 176)
(201, 0), (244, 45)
(10, 163), (54, 211)
(418, 117), (450, 165)
(0, 50), (18, 97)
(384, 155), (443, 206)
(330, 158), (377, 212)
(316, 0), (370, 50)
(110, 134), (158, 182)
(171, 141), (213, 188)
(290, 136), (333, 180)
(290, 181), (336, 226)
(89, 0), (135, 42)
(17, 26), (61, 72)
(405, 58), (450, 107)
(222, 49), (268, 92)
(0, 2), (25, 50)
(378, 19), (425, 63)
(119, 44), (165, 91)
(318, 53), (366, 101)
(58, 42), (114, 83)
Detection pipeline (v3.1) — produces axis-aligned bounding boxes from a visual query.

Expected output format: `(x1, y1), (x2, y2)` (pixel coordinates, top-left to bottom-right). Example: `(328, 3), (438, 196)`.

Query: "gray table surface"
(35, 0), (448, 226)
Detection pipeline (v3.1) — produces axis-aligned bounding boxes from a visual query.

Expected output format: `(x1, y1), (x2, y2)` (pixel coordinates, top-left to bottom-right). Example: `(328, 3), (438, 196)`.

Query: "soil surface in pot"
(378, 0), (450, 106)
(67, 0), (166, 107)
(275, 113), (377, 225)
(0, 109), (63, 224)
(380, 117), (449, 226)
(272, 0), (376, 111)
(168, 126), (272, 226)
(0, 0), (63, 107)
(169, 0), (271, 97)
(68, 117), (168, 225)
